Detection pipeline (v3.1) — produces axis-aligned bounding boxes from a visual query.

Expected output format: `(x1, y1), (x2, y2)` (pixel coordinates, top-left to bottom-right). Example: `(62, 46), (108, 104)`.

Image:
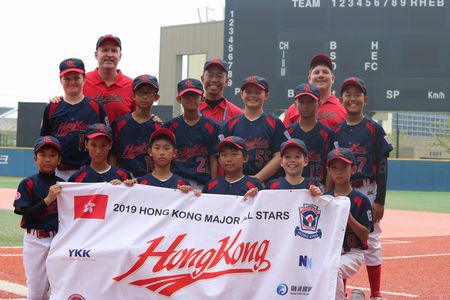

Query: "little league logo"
(295, 204), (322, 239)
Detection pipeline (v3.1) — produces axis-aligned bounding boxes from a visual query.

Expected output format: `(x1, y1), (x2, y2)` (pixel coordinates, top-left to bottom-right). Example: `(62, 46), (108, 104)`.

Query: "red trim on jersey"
(115, 119), (128, 142)
(354, 196), (363, 209)
(366, 121), (376, 141)
(74, 171), (88, 183)
(265, 116), (276, 130)
(204, 120), (215, 136)
(269, 181), (281, 190)
(177, 179), (188, 186)
(48, 103), (59, 127)
(87, 99), (100, 117)
(140, 179), (148, 185)
(117, 169), (128, 180)
(207, 180), (219, 191)
(25, 179), (33, 199)
(168, 122), (179, 132)
(245, 181), (256, 190)
(227, 117), (239, 131)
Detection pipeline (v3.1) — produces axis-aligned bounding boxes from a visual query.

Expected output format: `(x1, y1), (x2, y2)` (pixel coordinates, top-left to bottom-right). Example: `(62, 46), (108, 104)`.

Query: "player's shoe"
(369, 297), (388, 300)
(351, 289), (366, 299)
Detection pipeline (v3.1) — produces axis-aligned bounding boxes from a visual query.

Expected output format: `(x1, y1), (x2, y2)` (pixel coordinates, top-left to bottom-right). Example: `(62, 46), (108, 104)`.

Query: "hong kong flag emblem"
(74, 194), (108, 220)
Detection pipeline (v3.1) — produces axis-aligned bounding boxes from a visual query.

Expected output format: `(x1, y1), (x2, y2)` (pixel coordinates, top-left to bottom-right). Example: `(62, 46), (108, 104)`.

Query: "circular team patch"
(67, 294), (86, 300)
(15, 192), (21, 200)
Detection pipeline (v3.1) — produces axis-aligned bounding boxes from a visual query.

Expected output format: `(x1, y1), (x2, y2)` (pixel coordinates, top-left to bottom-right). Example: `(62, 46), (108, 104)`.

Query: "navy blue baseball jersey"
(137, 173), (190, 189)
(68, 166), (131, 182)
(111, 113), (161, 176)
(328, 189), (373, 251)
(333, 118), (393, 181)
(285, 122), (334, 184)
(40, 97), (108, 168)
(13, 172), (64, 231)
(203, 175), (263, 196)
(222, 113), (287, 176)
(266, 177), (320, 190)
(163, 115), (220, 184)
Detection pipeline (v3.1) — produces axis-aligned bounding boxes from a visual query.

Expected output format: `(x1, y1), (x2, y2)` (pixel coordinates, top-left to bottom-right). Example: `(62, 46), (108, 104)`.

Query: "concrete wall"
(158, 21), (224, 116)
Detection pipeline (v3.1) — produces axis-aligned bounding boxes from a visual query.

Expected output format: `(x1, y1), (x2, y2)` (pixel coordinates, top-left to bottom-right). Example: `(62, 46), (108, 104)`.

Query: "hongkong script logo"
(113, 230), (271, 296)
(295, 204), (322, 239)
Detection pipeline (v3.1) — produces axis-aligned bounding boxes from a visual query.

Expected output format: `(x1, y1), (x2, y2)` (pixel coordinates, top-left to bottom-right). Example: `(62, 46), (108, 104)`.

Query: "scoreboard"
(223, 0), (450, 112)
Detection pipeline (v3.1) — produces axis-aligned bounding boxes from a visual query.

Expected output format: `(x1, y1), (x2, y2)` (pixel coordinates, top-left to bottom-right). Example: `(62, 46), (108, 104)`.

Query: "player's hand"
(178, 184), (192, 194)
(193, 189), (202, 197)
(110, 179), (122, 185)
(49, 96), (63, 104)
(373, 202), (384, 223)
(243, 188), (258, 201)
(123, 179), (137, 187)
(309, 185), (322, 196)
(151, 114), (163, 123)
(45, 183), (61, 205)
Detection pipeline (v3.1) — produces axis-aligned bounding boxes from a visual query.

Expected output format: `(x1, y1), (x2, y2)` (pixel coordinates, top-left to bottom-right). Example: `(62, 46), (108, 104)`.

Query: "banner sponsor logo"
(73, 194), (108, 220)
(276, 283), (289, 296)
(113, 229), (271, 296)
(295, 204), (322, 239)
(299, 255), (312, 269)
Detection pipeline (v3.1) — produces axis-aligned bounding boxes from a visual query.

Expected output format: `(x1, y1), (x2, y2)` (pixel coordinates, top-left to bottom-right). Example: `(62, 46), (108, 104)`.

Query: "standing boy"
(163, 78), (220, 189)
(68, 124), (131, 183)
(13, 136), (64, 300)
(203, 136), (262, 198)
(334, 77), (393, 300)
(222, 76), (286, 182)
(284, 54), (346, 129)
(267, 138), (321, 194)
(41, 58), (108, 181)
(285, 83), (334, 186)
(326, 148), (373, 300)
(110, 75), (162, 177)
(200, 58), (242, 125)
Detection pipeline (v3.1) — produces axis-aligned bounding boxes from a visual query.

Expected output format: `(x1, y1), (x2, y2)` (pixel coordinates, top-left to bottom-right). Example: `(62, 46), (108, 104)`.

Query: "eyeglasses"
(135, 90), (158, 97)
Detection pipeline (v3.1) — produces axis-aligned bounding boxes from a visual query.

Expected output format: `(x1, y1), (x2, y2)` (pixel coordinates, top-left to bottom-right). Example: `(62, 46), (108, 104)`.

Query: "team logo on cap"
(248, 76), (258, 83)
(211, 58), (221, 64)
(303, 84), (311, 92)
(295, 204), (322, 239)
(139, 75), (149, 82)
(65, 60), (77, 68)
(184, 79), (194, 87)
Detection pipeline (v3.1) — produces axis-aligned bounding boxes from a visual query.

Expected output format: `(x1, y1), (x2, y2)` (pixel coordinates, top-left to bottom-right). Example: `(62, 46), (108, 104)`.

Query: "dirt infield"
(1, 187), (450, 299)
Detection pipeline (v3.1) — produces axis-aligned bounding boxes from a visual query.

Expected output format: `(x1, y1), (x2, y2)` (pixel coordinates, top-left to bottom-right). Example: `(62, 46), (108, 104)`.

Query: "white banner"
(47, 183), (350, 300)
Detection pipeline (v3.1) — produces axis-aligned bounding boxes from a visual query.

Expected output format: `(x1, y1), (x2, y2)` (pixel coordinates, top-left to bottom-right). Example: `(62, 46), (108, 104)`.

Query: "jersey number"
(254, 150), (271, 168)
(356, 157), (367, 173)
(196, 157), (208, 173)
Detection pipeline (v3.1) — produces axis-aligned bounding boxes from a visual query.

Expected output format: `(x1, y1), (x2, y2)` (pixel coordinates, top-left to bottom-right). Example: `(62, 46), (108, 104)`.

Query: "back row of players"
(33, 35), (392, 299)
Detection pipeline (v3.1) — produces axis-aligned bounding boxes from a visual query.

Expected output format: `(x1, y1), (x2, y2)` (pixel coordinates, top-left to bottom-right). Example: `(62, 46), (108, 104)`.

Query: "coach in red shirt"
(284, 54), (346, 129)
(84, 34), (134, 124)
(200, 59), (242, 126)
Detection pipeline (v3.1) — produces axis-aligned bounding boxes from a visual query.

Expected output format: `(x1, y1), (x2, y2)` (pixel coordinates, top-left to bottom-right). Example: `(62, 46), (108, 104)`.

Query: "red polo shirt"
(283, 94), (346, 129)
(199, 97), (242, 126)
(84, 68), (134, 123)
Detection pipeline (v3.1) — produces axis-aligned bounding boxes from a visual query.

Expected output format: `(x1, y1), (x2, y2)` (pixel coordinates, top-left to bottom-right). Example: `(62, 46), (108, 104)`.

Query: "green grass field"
(1, 176), (449, 246)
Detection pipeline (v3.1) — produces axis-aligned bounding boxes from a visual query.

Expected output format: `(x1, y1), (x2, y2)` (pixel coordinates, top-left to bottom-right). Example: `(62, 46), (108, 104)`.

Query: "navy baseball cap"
(340, 76), (367, 95)
(34, 136), (61, 154)
(177, 78), (204, 97)
(204, 58), (228, 72)
(294, 83), (320, 101)
(132, 74), (159, 91)
(149, 128), (176, 146)
(240, 75), (269, 92)
(59, 58), (85, 76)
(85, 123), (113, 142)
(218, 136), (247, 153)
(309, 53), (333, 70)
(96, 34), (121, 49)
(280, 139), (308, 156)
(326, 148), (356, 166)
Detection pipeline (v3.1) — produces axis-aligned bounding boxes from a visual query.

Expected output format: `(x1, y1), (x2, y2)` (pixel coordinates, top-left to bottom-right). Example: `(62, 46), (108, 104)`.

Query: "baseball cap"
(177, 78), (204, 97)
(218, 136), (247, 153)
(85, 123), (113, 142)
(240, 75), (269, 92)
(340, 76), (367, 95)
(59, 58), (85, 76)
(149, 128), (176, 147)
(96, 34), (121, 49)
(309, 53), (333, 70)
(280, 139), (308, 156)
(326, 148), (356, 166)
(132, 74), (159, 91)
(34, 136), (61, 154)
(294, 83), (320, 101)
(203, 58), (228, 72)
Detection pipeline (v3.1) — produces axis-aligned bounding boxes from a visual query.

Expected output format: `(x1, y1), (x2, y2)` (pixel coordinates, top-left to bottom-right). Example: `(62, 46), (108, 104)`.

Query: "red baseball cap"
(34, 136), (61, 154)
(85, 123), (113, 142)
(204, 58), (228, 72)
(59, 58), (85, 76)
(280, 139), (308, 156)
(96, 34), (121, 49)
(218, 136), (247, 153)
(309, 53), (333, 70)
(149, 128), (176, 146)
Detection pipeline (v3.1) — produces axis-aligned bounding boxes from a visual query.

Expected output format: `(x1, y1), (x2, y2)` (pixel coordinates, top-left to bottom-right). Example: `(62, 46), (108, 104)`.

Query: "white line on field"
(0, 280), (27, 296)
(384, 252), (450, 260)
(347, 285), (419, 298)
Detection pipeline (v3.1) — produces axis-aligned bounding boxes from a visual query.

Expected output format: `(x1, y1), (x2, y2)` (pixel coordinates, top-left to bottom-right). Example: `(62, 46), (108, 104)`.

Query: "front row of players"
(14, 128), (372, 300)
